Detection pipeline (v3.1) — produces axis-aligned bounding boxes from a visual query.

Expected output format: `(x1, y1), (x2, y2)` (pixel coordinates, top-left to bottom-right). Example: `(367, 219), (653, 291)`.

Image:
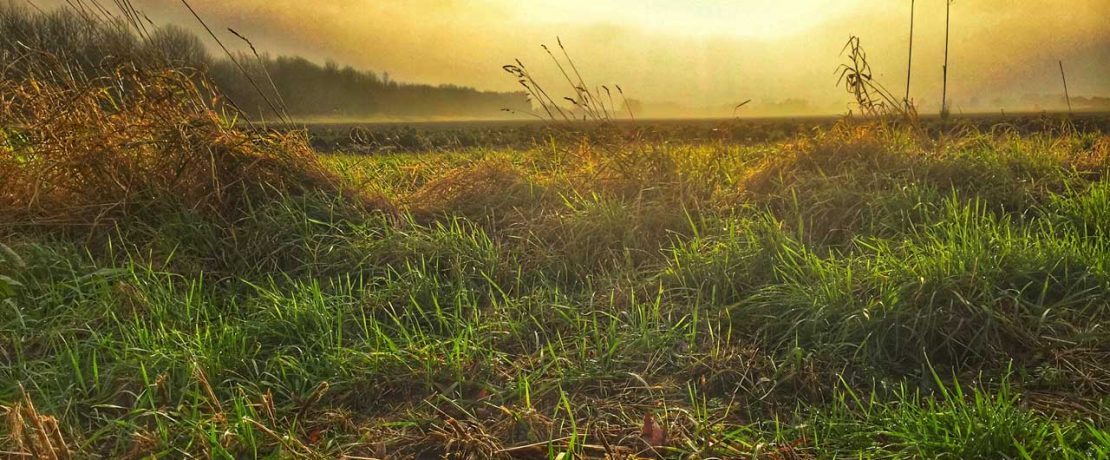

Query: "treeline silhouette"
(0, 4), (531, 120)
(212, 56), (531, 120)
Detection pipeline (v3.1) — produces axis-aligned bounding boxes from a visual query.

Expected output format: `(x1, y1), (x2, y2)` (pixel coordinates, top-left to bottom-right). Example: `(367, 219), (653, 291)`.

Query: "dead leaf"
(307, 428), (324, 445)
(640, 413), (666, 447)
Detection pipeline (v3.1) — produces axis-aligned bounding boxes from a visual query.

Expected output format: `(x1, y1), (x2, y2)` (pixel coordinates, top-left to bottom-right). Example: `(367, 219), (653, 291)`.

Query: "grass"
(2, 6), (1109, 455)
(4, 110), (1110, 457)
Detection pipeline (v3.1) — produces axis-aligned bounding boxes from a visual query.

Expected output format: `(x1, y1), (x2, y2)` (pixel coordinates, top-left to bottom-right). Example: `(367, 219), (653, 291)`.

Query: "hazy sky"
(34, 0), (1110, 115)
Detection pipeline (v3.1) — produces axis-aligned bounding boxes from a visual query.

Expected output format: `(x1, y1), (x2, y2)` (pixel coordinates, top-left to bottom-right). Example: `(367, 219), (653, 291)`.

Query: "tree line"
(0, 4), (531, 120)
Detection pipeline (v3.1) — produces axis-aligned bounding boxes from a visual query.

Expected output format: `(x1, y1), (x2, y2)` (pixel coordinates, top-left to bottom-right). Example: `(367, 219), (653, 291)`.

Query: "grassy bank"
(4, 85), (1110, 458)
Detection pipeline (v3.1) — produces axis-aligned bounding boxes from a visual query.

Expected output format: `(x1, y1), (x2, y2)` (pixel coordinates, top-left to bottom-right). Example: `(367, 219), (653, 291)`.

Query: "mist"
(30, 0), (1110, 117)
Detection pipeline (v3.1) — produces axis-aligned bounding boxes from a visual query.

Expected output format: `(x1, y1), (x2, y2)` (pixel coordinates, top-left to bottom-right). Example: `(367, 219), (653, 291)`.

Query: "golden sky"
(35, 0), (1110, 115)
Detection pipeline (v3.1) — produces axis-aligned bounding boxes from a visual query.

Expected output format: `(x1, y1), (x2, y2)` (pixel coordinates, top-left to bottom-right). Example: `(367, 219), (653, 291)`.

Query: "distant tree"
(1, 4), (530, 120)
(621, 99), (644, 118)
(147, 25), (210, 69)
(1, 3), (139, 77)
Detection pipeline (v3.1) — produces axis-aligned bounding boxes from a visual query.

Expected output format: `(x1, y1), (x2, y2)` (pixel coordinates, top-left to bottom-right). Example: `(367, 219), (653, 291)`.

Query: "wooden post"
(1059, 61), (1072, 114)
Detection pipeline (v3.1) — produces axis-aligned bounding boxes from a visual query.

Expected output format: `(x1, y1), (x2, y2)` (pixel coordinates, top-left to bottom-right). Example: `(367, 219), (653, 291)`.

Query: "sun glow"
(526, 0), (863, 39)
(31, 0), (1110, 116)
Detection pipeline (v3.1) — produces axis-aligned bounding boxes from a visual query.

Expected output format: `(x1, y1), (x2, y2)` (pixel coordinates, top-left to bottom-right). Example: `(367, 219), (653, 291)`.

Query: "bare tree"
(147, 25), (211, 69)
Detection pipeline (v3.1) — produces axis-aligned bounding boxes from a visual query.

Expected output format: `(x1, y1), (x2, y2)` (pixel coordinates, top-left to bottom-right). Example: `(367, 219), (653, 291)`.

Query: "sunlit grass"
(4, 120), (1110, 457)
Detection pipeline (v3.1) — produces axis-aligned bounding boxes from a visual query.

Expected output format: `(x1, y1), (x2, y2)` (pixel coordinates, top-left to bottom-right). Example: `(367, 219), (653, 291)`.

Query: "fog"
(31, 0), (1110, 117)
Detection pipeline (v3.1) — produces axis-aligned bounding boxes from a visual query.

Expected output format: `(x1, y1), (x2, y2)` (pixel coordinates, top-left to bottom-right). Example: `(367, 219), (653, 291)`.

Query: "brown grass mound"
(1074, 134), (1110, 179)
(406, 159), (545, 221)
(0, 66), (372, 229)
(741, 123), (908, 196)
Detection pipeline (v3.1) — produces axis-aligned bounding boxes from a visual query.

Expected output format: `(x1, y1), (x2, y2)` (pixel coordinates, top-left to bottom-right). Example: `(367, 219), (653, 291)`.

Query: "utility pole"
(905, 0), (915, 110)
(941, 0), (952, 118)
(1059, 61), (1073, 114)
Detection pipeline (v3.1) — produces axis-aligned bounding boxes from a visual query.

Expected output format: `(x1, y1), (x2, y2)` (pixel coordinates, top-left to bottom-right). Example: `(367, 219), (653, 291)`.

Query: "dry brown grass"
(741, 123), (906, 196)
(407, 159), (546, 222)
(0, 64), (379, 230)
(3, 385), (71, 460)
(1074, 135), (1110, 179)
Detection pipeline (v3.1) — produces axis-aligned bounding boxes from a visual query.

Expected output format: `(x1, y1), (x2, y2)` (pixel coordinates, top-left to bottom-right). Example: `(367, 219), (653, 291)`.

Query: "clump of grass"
(660, 215), (787, 305)
(407, 158), (548, 224)
(0, 0), (389, 238)
(4, 385), (72, 459)
(502, 37), (634, 123)
(526, 192), (691, 277)
(0, 242), (23, 301)
(811, 371), (1110, 458)
(0, 66), (366, 230)
(742, 123), (909, 196)
(838, 36), (917, 120)
(673, 194), (1110, 374)
(735, 122), (1105, 246)
(1049, 181), (1110, 238)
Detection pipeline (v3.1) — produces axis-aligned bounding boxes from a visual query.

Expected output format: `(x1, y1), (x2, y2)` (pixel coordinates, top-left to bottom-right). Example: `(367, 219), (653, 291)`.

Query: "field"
(302, 114), (1110, 153)
(4, 79), (1110, 458)
(2, 4), (1110, 458)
